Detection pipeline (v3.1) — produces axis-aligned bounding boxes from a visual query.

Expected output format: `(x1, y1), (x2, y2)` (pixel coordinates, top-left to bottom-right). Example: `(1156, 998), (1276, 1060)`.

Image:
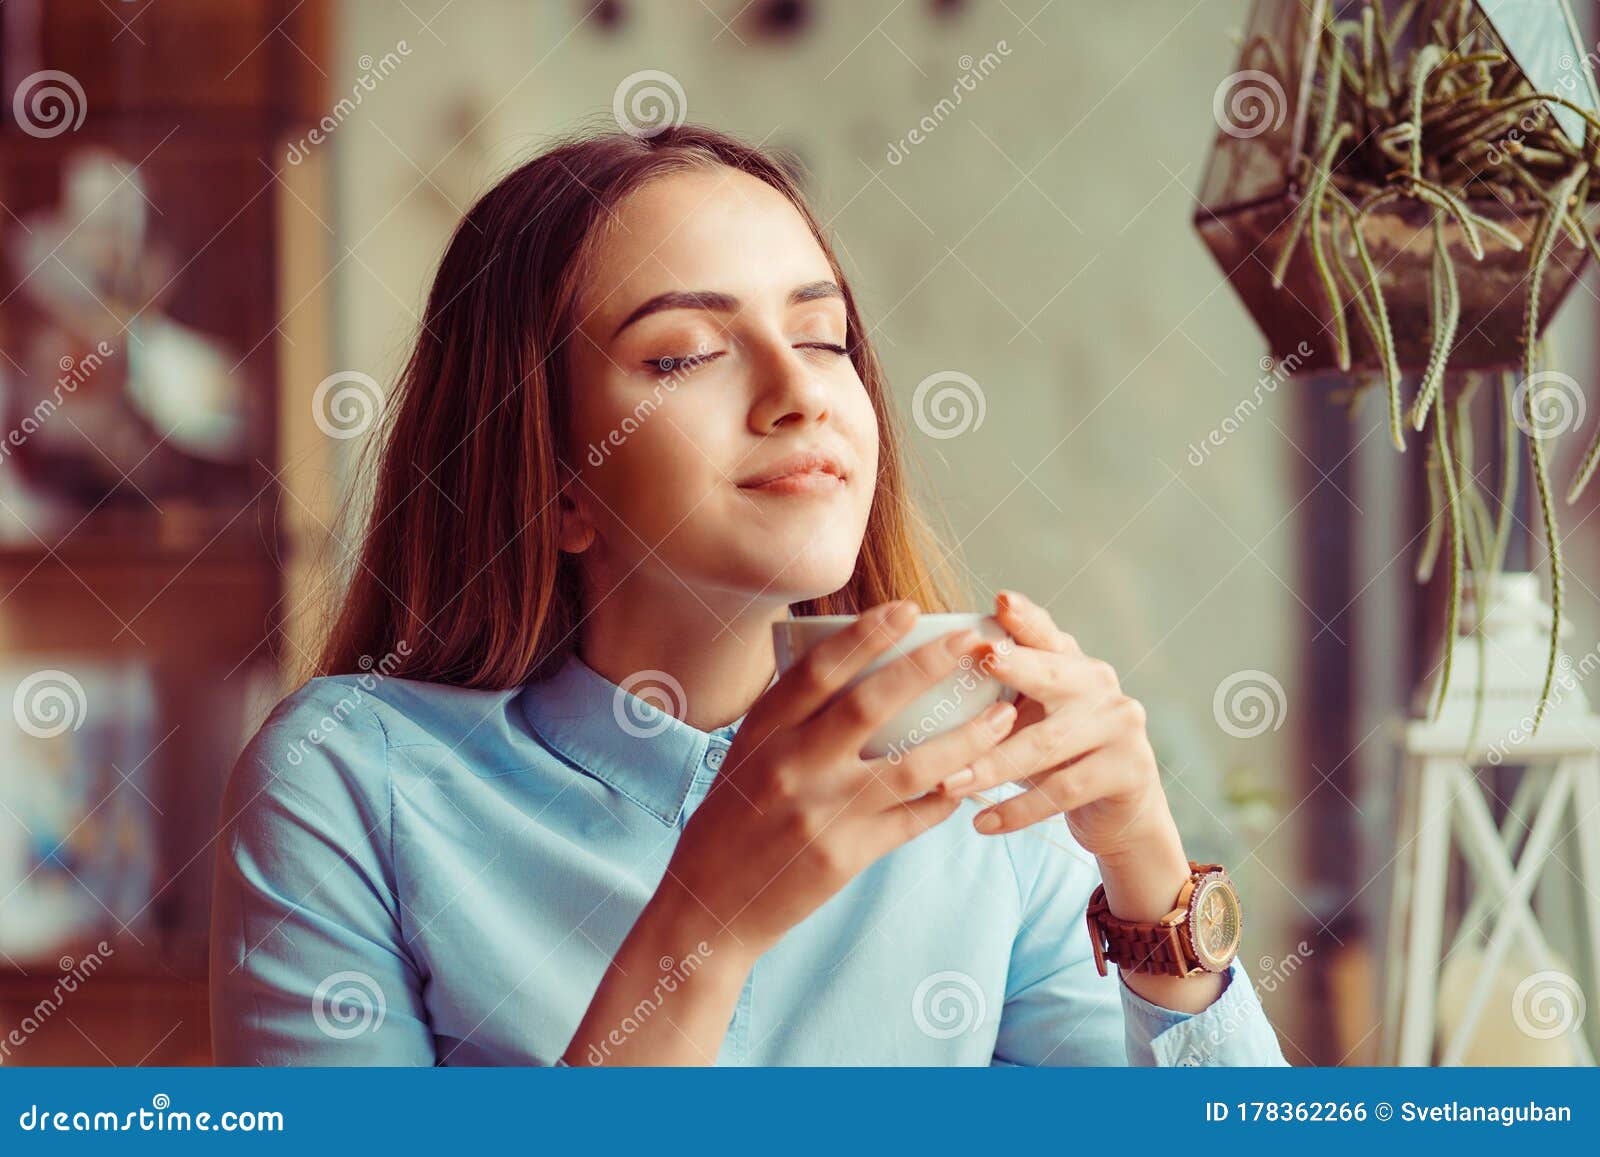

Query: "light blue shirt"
(210, 653), (1288, 1066)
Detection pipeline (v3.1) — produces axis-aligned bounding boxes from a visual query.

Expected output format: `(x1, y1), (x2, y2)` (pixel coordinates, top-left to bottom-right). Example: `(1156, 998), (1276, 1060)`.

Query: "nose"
(748, 342), (830, 434)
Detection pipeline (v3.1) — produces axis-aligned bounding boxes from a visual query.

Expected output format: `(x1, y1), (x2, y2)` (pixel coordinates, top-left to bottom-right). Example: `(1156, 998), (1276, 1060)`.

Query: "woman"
(210, 123), (1286, 1066)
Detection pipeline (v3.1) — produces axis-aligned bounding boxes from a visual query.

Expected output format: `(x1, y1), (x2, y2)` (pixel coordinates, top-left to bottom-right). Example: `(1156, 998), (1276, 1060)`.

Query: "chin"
(716, 537), (863, 606)
(769, 548), (863, 603)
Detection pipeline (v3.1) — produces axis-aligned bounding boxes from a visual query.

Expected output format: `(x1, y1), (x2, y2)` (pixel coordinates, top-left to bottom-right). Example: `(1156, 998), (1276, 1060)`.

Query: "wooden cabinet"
(0, 0), (327, 1065)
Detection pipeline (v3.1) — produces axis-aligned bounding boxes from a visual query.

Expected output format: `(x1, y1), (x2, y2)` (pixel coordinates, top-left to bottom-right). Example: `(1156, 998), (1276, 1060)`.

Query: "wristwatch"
(1085, 862), (1242, 978)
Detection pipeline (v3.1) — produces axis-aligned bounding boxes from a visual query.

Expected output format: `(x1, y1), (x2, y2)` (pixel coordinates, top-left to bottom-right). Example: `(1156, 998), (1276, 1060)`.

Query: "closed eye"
(647, 351), (726, 373)
(797, 342), (848, 356)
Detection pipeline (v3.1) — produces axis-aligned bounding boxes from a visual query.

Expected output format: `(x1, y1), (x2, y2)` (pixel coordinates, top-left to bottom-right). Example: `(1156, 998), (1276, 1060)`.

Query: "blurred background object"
(0, 0), (321, 1065)
(0, 0), (1595, 1067)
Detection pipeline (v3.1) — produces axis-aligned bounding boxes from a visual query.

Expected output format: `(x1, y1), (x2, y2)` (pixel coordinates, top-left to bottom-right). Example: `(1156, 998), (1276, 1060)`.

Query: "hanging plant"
(1196, 0), (1600, 743)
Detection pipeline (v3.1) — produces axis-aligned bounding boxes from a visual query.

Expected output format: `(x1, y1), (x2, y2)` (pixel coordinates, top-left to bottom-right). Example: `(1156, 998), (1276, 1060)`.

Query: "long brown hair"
(315, 122), (962, 689)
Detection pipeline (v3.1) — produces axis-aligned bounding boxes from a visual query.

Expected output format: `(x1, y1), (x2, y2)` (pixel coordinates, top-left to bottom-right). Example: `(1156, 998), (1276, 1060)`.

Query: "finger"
(866, 789), (963, 858)
(979, 640), (1122, 712)
(942, 705), (1121, 799)
(758, 600), (920, 733)
(970, 749), (1157, 838)
(809, 626), (988, 751)
(995, 590), (1076, 652)
(858, 699), (1018, 807)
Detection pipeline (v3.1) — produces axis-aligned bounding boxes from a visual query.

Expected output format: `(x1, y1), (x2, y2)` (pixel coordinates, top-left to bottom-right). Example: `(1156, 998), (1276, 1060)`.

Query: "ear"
(556, 478), (597, 555)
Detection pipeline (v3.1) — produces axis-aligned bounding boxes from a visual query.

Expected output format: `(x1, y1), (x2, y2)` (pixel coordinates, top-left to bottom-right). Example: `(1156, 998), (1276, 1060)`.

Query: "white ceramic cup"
(771, 612), (1016, 760)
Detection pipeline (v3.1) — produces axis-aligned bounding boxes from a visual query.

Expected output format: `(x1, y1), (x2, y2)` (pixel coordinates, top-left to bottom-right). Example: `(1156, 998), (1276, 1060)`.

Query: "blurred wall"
(326, 0), (1309, 1051)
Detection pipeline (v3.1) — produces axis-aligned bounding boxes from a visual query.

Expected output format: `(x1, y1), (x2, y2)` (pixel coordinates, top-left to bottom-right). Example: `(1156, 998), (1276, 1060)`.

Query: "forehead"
(577, 166), (835, 327)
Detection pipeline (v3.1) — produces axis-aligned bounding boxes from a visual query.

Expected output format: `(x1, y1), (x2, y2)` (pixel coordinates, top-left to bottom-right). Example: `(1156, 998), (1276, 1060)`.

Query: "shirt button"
(705, 745), (726, 771)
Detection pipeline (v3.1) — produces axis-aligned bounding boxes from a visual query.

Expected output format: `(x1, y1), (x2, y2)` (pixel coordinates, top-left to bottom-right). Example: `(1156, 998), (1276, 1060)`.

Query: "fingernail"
(945, 629), (979, 656)
(974, 810), (1002, 834)
(941, 766), (974, 792)
(885, 600), (916, 630)
(983, 701), (1015, 729)
(996, 591), (1013, 611)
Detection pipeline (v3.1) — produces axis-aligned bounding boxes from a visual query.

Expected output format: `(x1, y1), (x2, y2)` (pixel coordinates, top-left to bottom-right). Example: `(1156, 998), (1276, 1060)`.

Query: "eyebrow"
(609, 280), (842, 339)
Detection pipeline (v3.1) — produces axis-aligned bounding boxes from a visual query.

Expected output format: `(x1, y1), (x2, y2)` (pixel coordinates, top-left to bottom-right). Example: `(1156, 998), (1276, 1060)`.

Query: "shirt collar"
(519, 649), (769, 827)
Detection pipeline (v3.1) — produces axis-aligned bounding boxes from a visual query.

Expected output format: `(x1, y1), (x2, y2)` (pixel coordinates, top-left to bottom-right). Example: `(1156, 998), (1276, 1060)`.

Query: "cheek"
(840, 384), (880, 488)
(570, 387), (723, 525)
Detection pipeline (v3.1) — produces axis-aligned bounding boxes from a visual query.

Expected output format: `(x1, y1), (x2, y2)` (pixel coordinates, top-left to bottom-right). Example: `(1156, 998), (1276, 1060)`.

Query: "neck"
(578, 570), (791, 732)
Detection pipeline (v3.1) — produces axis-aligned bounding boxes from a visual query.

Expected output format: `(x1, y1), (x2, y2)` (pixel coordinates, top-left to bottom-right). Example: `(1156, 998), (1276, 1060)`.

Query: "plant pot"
(1193, 0), (1600, 373)
(1195, 191), (1593, 373)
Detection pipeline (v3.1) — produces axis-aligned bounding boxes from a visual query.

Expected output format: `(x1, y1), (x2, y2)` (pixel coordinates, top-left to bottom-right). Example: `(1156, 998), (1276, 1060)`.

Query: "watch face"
(1188, 874), (1242, 971)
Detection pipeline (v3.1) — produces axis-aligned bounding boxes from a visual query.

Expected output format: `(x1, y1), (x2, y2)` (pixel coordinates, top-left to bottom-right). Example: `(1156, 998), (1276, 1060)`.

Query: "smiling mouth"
(739, 469), (847, 496)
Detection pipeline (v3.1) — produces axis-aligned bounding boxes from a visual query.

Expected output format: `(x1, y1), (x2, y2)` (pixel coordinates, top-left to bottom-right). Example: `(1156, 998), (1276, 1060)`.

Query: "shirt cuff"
(1117, 958), (1288, 1066)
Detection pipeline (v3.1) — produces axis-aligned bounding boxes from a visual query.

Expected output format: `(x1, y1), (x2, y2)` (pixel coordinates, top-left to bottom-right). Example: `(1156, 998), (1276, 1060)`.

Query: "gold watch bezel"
(1181, 866), (1242, 973)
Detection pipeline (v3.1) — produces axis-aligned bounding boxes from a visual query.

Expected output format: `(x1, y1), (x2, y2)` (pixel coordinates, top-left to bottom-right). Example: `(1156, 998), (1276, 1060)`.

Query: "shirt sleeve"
(209, 681), (438, 1065)
(991, 814), (1288, 1067)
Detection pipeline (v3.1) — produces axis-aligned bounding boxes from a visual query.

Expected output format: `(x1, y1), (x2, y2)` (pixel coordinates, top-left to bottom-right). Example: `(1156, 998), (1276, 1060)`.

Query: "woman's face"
(564, 165), (879, 610)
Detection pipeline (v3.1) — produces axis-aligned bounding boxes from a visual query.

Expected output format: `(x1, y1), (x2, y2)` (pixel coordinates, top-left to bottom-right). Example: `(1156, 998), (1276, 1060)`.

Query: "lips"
(736, 450), (847, 491)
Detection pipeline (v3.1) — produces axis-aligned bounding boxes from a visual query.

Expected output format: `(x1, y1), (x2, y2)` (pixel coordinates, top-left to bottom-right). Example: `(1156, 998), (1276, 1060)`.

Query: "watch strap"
(1085, 861), (1228, 979)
